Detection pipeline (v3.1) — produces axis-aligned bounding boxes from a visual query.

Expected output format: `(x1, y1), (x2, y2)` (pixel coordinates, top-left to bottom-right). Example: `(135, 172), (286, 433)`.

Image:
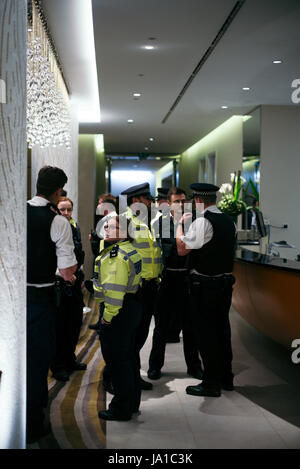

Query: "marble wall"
(0, 0), (27, 449)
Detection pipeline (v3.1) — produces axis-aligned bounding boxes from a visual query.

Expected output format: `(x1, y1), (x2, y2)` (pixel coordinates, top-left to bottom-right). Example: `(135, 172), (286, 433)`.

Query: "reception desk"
(232, 248), (300, 347)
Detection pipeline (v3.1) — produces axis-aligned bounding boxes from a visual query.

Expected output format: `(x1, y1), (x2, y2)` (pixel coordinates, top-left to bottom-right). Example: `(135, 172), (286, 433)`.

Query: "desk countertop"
(235, 247), (300, 273)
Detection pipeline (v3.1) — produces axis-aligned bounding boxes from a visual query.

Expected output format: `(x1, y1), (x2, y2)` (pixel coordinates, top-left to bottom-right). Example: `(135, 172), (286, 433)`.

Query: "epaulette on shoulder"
(110, 244), (119, 258)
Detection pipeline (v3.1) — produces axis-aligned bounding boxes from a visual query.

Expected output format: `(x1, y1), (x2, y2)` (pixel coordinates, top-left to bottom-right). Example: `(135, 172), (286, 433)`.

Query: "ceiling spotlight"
(133, 93), (141, 97)
(144, 147), (149, 150)
(242, 87), (250, 90)
(127, 119), (134, 123)
(272, 60), (282, 64)
(144, 45), (154, 50)
(148, 37), (157, 41)
(149, 137), (154, 141)
(221, 105), (228, 109)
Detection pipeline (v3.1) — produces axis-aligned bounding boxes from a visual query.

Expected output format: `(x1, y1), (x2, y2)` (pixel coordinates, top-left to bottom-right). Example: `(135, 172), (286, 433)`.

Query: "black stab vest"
(27, 203), (57, 284)
(189, 210), (236, 275)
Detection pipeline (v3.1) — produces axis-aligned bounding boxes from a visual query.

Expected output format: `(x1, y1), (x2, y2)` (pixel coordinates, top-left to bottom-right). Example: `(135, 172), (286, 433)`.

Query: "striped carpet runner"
(29, 293), (107, 449)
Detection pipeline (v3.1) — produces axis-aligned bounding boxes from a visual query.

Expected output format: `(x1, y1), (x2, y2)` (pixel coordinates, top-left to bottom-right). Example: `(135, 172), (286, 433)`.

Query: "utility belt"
(190, 272), (235, 287)
(142, 277), (160, 286)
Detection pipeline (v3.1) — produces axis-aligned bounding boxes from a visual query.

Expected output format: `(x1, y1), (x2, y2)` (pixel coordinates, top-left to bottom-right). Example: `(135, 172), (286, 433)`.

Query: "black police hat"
(156, 187), (169, 200)
(190, 183), (220, 197)
(121, 182), (153, 199)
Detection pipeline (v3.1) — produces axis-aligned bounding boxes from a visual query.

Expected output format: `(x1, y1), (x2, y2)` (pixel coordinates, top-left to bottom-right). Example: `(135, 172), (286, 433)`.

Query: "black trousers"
(135, 278), (159, 370)
(99, 295), (142, 417)
(190, 274), (235, 389)
(26, 286), (56, 439)
(149, 271), (202, 372)
(51, 279), (84, 371)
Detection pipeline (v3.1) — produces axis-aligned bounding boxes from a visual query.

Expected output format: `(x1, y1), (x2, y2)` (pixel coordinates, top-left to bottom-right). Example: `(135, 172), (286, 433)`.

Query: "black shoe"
(66, 361), (87, 371)
(26, 423), (52, 445)
(52, 370), (69, 382)
(222, 382), (235, 391)
(147, 369), (161, 380)
(187, 368), (203, 380)
(103, 380), (115, 395)
(89, 323), (100, 330)
(98, 410), (131, 421)
(140, 377), (153, 390)
(186, 383), (221, 397)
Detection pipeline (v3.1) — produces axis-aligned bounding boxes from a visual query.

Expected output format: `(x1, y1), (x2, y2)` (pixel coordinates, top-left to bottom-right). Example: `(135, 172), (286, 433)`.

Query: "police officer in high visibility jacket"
(94, 214), (143, 421)
(120, 183), (163, 391)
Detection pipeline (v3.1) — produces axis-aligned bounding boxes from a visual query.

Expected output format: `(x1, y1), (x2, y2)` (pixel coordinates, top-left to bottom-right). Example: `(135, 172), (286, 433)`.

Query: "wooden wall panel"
(232, 261), (300, 348)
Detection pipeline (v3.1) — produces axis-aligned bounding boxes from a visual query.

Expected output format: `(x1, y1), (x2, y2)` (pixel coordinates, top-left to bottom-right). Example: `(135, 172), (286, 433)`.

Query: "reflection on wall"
(242, 108), (261, 211)
(179, 116), (243, 194)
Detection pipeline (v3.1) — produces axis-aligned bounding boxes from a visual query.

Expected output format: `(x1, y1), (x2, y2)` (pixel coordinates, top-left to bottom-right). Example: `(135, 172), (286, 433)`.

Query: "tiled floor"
(106, 309), (300, 449)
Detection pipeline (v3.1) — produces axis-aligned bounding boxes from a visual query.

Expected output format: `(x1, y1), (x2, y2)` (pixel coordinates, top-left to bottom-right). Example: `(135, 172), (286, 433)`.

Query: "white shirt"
(181, 205), (221, 250)
(27, 196), (77, 287)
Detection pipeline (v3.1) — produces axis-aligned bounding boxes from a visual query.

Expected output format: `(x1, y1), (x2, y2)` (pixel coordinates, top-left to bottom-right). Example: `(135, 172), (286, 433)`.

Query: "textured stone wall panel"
(0, 0), (27, 449)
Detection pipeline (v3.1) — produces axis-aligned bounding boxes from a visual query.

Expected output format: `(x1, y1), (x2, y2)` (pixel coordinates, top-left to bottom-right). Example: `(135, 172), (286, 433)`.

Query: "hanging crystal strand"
(26, 0), (71, 150)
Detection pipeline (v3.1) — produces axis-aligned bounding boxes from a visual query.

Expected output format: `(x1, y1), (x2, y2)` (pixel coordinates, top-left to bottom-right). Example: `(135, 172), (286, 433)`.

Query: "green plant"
(218, 170), (247, 216)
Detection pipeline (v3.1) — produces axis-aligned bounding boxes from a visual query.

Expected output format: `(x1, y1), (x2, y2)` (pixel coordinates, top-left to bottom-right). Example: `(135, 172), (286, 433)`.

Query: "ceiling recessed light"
(242, 87), (250, 90)
(273, 60), (282, 64)
(148, 37), (157, 41)
(144, 45), (154, 50)
(144, 147), (149, 150)
(149, 137), (154, 141)
(133, 93), (141, 97)
(221, 106), (228, 109)
(127, 119), (134, 123)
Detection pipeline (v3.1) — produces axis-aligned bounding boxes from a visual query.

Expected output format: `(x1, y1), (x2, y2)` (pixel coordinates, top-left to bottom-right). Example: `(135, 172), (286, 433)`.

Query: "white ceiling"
(42, 0), (300, 157)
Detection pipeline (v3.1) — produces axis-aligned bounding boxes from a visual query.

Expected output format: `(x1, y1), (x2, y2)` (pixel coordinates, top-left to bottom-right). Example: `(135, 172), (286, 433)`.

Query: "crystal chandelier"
(27, 1), (71, 149)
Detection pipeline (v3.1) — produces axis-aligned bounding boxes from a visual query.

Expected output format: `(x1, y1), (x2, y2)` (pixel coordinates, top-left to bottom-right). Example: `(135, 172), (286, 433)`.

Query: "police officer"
(156, 187), (169, 207)
(94, 214), (142, 421)
(176, 183), (236, 397)
(26, 166), (77, 443)
(148, 187), (202, 380)
(50, 196), (87, 382)
(121, 183), (163, 390)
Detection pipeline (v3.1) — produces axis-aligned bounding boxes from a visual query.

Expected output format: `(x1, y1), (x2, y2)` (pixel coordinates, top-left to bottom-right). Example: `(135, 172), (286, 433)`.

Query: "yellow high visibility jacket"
(93, 240), (142, 323)
(126, 208), (163, 280)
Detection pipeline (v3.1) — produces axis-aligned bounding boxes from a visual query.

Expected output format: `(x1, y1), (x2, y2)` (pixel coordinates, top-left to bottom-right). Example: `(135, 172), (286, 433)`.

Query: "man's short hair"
(167, 186), (186, 201)
(195, 193), (217, 205)
(36, 166), (68, 198)
(98, 193), (116, 203)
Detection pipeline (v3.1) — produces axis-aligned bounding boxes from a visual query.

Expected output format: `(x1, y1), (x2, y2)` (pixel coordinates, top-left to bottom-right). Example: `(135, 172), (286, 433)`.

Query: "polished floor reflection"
(106, 309), (300, 449)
